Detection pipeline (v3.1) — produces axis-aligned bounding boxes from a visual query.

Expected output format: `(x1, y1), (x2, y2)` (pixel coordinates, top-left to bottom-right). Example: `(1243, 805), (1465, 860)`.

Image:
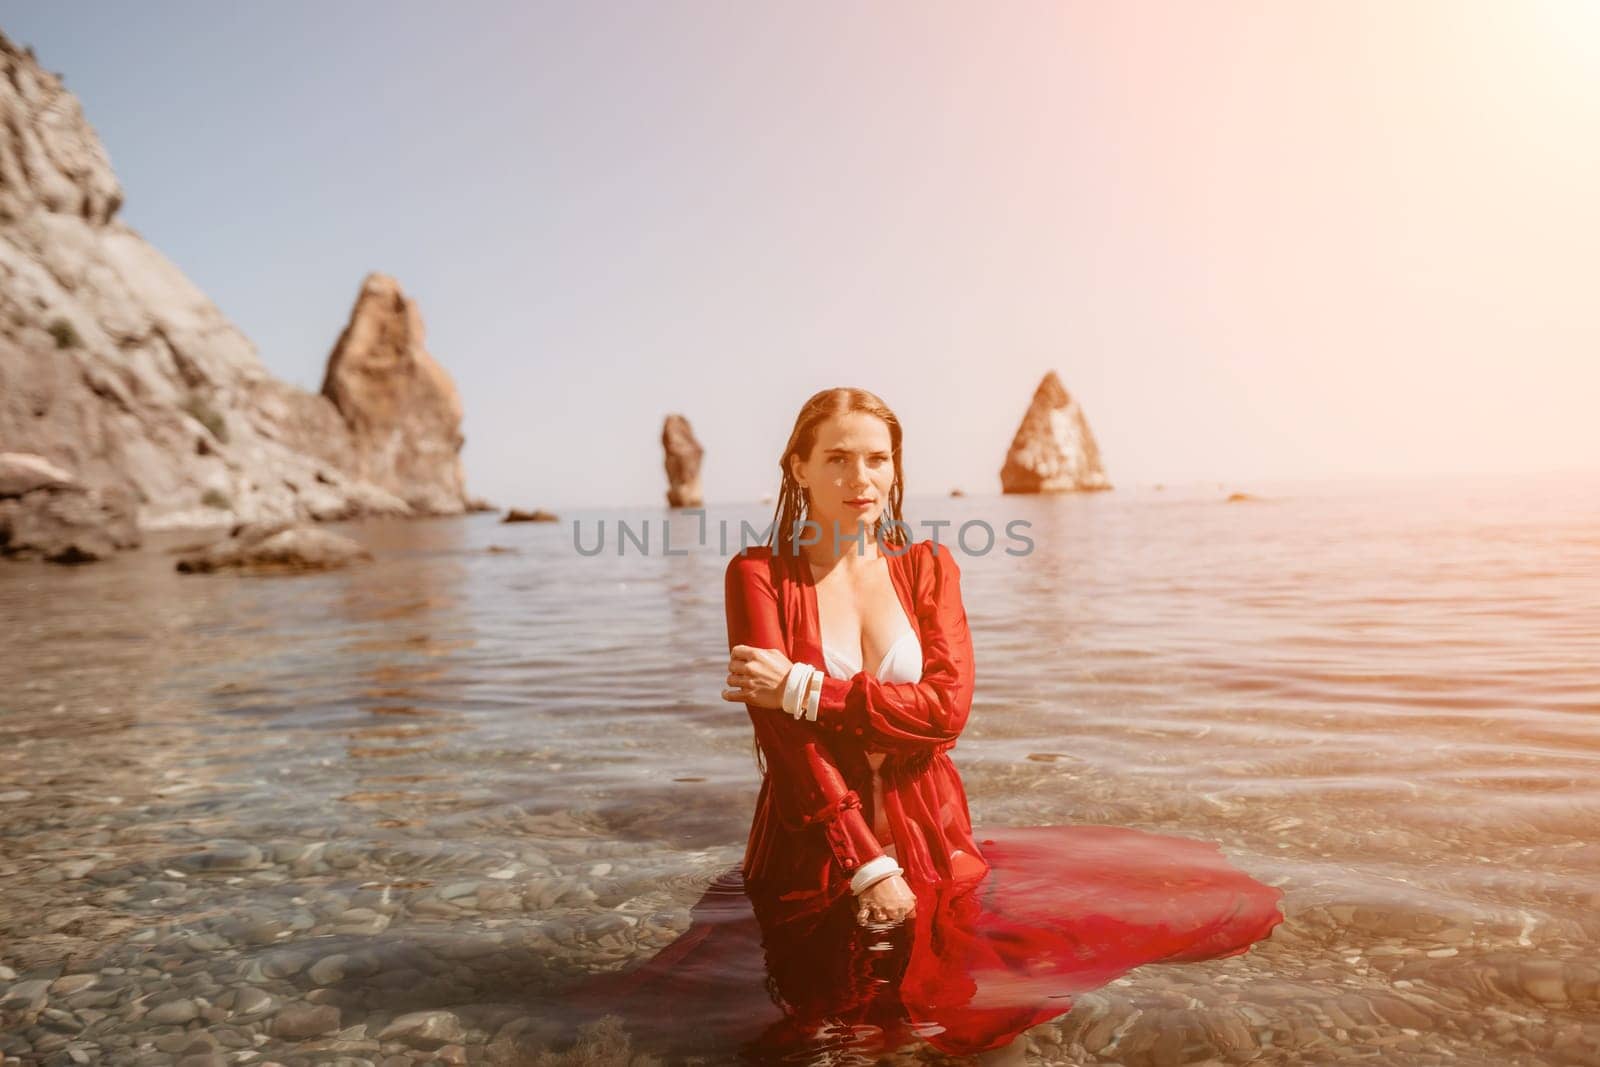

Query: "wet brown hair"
(767, 386), (909, 557)
(751, 388), (910, 776)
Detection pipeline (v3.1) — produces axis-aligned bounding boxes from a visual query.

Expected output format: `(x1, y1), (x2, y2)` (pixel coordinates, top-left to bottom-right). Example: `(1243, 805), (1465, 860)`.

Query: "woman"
(723, 398), (985, 934)
(567, 388), (1285, 1063)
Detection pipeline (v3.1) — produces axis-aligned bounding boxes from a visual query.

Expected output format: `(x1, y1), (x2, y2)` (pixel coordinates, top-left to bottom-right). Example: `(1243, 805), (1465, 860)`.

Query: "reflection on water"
(1, 472), (1599, 1064)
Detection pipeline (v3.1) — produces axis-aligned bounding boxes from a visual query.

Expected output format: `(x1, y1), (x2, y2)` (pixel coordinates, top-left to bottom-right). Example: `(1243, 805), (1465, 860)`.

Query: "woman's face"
(790, 411), (896, 547)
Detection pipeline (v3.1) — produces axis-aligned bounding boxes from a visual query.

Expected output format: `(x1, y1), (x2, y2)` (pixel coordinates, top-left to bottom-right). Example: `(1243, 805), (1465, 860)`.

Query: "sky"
(4, 1), (1597, 508)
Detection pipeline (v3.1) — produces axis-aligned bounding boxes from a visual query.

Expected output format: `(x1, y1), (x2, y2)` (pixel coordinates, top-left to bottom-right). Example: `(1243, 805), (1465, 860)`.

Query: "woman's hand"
(721, 644), (793, 711)
(856, 873), (916, 925)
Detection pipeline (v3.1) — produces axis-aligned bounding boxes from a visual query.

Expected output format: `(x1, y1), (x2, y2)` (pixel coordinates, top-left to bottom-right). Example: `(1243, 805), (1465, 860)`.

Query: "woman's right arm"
(725, 552), (887, 883)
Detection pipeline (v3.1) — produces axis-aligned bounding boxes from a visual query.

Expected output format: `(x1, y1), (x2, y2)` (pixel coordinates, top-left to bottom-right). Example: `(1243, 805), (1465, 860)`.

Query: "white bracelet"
(803, 669), (822, 721)
(794, 665), (816, 719)
(850, 854), (904, 895)
(781, 663), (814, 718)
(781, 665), (802, 716)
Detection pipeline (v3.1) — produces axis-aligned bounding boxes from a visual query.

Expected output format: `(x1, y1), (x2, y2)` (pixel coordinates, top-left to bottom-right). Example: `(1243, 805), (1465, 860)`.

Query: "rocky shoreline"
(0, 32), (487, 566)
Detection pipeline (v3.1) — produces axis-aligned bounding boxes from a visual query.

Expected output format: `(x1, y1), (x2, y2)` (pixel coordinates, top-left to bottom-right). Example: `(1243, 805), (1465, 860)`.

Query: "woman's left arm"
(810, 541), (976, 754)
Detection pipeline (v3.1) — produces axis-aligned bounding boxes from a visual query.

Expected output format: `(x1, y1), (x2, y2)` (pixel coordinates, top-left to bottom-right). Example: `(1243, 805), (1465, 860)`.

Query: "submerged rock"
(175, 523), (372, 574)
(378, 1009), (468, 1049)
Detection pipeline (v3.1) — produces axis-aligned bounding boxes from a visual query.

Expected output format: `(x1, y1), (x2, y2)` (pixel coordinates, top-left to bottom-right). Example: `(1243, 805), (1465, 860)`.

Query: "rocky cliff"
(0, 29), (474, 546)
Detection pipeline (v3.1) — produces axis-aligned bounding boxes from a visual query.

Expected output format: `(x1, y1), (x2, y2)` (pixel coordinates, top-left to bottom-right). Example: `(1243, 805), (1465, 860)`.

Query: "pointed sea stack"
(662, 414), (704, 508)
(999, 371), (1112, 493)
(320, 274), (470, 515)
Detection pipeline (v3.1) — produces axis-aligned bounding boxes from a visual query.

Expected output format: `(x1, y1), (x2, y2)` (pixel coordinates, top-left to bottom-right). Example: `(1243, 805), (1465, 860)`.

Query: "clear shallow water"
(2, 472), (1599, 1065)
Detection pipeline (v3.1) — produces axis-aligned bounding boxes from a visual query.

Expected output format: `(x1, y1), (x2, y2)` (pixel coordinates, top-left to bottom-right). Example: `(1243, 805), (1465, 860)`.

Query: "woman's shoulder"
(901, 539), (964, 597)
(903, 537), (957, 566)
(725, 544), (778, 584)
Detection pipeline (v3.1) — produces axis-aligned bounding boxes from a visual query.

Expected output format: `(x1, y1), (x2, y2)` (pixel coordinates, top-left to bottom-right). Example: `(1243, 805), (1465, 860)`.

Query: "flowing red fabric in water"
(564, 540), (1285, 1060)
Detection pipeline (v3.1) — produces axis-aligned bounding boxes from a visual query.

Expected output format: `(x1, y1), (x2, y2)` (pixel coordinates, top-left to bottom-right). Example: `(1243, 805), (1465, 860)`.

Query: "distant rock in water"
(0, 452), (140, 563)
(1225, 492), (1258, 503)
(502, 508), (558, 523)
(320, 274), (469, 515)
(662, 414), (704, 508)
(175, 522), (372, 574)
(999, 371), (1111, 494)
(0, 30), (474, 561)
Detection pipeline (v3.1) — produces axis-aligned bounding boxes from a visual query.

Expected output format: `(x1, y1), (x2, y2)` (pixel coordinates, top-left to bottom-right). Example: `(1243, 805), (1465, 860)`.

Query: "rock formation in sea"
(320, 273), (469, 515)
(998, 371), (1112, 494)
(502, 508), (558, 523)
(662, 414), (704, 508)
(0, 30), (476, 562)
(174, 521), (373, 574)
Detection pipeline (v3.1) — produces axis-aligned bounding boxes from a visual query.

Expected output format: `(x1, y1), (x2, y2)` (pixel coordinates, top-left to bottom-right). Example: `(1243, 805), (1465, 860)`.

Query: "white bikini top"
(821, 599), (924, 683)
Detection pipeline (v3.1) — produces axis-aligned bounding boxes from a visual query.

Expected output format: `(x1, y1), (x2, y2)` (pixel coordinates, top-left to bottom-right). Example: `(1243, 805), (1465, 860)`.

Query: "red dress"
(564, 539), (1285, 1061)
